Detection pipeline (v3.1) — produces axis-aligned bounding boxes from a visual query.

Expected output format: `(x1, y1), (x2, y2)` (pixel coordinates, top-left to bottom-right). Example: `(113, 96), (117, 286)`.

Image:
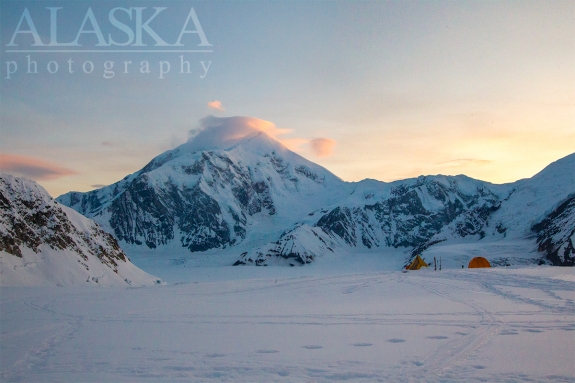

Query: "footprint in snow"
(255, 349), (279, 354)
(204, 353), (226, 358)
(525, 329), (543, 333)
(302, 345), (323, 350)
(472, 365), (486, 370)
(387, 339), (405, 343)
(427, 335), (449, 340)
(499, 330), (519, 335)
(163, 366), (196, 372)
(353, 343), (373, 347)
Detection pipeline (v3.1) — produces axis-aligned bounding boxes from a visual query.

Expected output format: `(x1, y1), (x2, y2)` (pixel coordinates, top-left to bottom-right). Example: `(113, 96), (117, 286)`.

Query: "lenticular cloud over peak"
(186, 116), (292, 152)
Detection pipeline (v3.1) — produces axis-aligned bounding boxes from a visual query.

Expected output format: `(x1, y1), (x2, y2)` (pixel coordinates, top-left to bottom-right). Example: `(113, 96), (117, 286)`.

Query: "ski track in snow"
(1, 268), (574, 382)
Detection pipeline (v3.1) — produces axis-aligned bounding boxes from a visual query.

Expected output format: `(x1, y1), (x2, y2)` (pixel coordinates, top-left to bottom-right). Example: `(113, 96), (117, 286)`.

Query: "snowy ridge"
(315, 175), (512, 253)
(56, 117), (575, 267)
(235, 224), (342, 266)
(492, 153), (575, 237)
(57, 117), (348, 256)
(0, 175), (162, 286)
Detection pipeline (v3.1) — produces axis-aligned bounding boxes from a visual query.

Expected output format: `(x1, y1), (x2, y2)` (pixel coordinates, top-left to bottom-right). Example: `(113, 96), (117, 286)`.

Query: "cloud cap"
(185, 116), (292, 153)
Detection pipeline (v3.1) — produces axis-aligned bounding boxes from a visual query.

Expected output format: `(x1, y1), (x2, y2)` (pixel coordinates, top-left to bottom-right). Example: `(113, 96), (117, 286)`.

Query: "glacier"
(56, 116), (575, 268)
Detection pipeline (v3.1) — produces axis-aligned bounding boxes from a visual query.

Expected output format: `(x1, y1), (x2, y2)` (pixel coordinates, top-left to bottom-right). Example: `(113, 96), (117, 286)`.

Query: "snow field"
(1, 266), (573, 382)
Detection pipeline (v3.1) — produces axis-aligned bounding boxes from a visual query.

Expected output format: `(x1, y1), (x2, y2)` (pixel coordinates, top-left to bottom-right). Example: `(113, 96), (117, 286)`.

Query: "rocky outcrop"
(0, 175), (161, 286)
(55, 117), (574, 267)
(532, 194), (575, 266)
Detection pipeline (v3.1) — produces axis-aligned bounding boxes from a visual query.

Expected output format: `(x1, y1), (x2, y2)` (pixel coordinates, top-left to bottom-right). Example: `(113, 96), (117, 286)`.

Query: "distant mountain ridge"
(56, 116), (575, 266)
(0, 175), (162, 286)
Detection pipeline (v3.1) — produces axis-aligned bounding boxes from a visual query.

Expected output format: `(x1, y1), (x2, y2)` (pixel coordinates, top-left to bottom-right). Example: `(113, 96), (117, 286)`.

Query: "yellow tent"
(468, 257), (491, 268)
(407, 254), (428, 270)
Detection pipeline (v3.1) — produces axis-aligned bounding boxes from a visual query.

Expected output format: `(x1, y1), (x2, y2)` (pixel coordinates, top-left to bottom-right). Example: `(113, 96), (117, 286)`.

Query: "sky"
(0, 0), (573, 197)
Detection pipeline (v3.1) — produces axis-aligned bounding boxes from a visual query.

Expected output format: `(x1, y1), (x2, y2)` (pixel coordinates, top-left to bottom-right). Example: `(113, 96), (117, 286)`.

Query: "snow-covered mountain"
(57, 116), (349, 255)
(0, 175), (162, 286)
(56, 116), (574, 267)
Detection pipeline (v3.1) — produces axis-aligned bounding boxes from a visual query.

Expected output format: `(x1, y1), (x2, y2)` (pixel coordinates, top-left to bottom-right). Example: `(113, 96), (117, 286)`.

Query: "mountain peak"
(181, 115), (288, 154)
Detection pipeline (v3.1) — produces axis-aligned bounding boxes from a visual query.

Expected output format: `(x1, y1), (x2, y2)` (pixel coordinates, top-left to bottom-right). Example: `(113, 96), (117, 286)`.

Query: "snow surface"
(0, 245), (160, 288)
(56, 115), (574, 267)
(1, 265), (573, 382)
(0, 175), (162, 287)
(492, 153), (575, 238)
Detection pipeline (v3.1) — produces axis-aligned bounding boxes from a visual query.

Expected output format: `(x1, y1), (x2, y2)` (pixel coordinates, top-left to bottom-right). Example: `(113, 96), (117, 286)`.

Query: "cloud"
(309, 138), (337, 157)
(101, 140), (114, 147)
(280, 137), (310, 152)
(436, 158), (492, 167)
(0, 153), (78, 181)
(185, 116), (337, 160)
(207, 100), (225, 111)
(186, 116), (293, 151)
(91, 184), (107, 189)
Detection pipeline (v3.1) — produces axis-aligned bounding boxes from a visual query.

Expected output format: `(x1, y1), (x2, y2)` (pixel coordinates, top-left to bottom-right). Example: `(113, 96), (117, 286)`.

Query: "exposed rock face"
(1, 176), (122, 263)
(55, 117), (574, 267)
(0, 175), (161, 286)
(316, 177), (504, 253)
(236, 225), (339, 266)
(58, 146), (342, 254)
(57, 118), (346, 259)
(532, 194), (575, 266)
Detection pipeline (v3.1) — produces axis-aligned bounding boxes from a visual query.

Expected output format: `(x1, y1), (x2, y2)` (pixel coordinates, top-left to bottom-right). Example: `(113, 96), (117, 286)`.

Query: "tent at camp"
(407, 254), (428, 270)
(468, 257), (491, 268)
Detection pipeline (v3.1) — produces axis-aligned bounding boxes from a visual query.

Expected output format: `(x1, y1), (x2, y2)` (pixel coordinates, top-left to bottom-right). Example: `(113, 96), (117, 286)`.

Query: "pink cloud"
(207, 100), (225, 111)
(280, 137), (309, 152)
(309, 138), (337, 157)
(0, 153), (78, 181)
(188, 116), (336, 160)
(188, 116), (294, 151)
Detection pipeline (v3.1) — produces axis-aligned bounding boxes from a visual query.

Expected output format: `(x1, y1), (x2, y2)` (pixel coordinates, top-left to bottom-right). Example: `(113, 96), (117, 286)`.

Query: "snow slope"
(56, 116), (575, 267)
(1, 266), (573, 382)
(0, 175), (162, 287)
(58, 116), (348, 255)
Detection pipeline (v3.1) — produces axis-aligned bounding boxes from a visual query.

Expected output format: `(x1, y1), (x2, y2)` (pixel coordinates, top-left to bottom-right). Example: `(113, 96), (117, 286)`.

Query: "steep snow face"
(0, 175), (161, 286)
(56, 115), (574, 268)
(57, 116), (348, 253)
(492, 153), (575, 238)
